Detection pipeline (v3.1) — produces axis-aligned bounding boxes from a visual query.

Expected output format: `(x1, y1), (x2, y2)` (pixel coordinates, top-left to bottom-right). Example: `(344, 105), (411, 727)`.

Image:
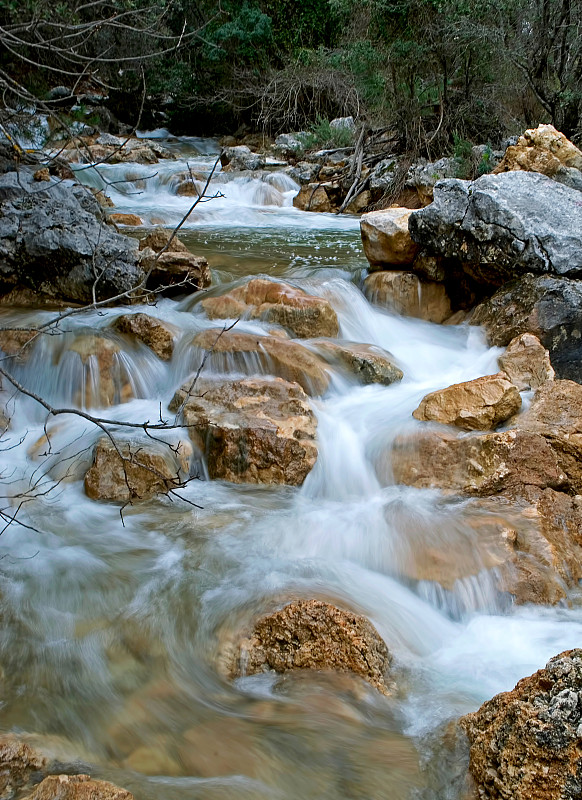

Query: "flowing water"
(1, 132), (581, 799)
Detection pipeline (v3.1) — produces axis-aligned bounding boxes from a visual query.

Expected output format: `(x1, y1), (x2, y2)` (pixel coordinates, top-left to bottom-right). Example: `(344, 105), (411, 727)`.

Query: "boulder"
(494, 123), (582, 178)
(360, 207), (419, 267)
(409, 172), (582, 288)
(406, 157), (458, 205)
(67, 137), (173, 166)
(498, 333), (555, 390)
(138, 229), (210, 295)
(460, 649), (582, 800)
(0, 171), (144, 304)
(470, 274), (582, 382)
(412, 373), (521, 431)
(293, 183), (333, 213)
(63, 334), (133, 408)
(109, 213), (142, 226)
(368, 158), (398, 195)
(26, 774), (134, 800)
(220, 145), (264, 172)
(191, 329), (330, 396)
(330, 116), (356, 134)
(364, 271), (452, 323)
(84, 437), (186, 502)
(288, 161), (320, 185)
(311, 340), (403, 385)
(274, 133), (304, 156)
(232, 599), (391, 694)
(200, 278), (339, 338)
(112, 313), (176, 361)
(169, 376), (318, 485)
(345, 190), (371, 214)
(390, 429), (567, 496)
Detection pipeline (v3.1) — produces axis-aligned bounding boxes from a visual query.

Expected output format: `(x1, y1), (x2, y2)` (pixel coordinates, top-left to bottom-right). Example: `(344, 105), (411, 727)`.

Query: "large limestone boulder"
(169, 377), (317, 485)
(412, 373), (521, 431)
(112, 313), (176, 361)
(311, 340), (403, 385)
(0, 171), (144, 304)
(138, 229), (210, 296)
(460, 649), (582, 800)
(409, 172), (582, 288)
(498, 333), (555, 390)
(232, 600), (391, 694)
(191, 329), (330, 396)
(201, 278), (339, 338)
(364, 270), (452, 323)
(470, 274), (582, 383)
(390, 429), (567, 496)
(360, 208), (419, 267)
(84, 438), (187, 502)
(26, 774), (134, 800)
(494, 123), (582, 179)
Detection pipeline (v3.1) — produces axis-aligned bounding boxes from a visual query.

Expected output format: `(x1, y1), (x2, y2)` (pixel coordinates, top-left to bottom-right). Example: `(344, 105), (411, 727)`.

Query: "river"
(0, 131), (581, 799)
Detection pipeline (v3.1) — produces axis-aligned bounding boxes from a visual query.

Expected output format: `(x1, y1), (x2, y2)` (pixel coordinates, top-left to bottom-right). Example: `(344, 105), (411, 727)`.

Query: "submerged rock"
(191, 329), (330, 395)
(84, 437), (187, 502)
(412, 373), (521, 431)
(461, 649), (582, 800)
(360, 207), (418, 267)
(364, 270), (452, 323)
(498, 333), (555, 391)
(232, 599), (392, 694)
(27, 774), (134, 800)
(112, 313), (176, 361)
(201, 278), (339, 338)
(470, 273), (582, 383)
(63, 334), (133, 408)
(169, 376), (317, 485)
(409, 172), (582, 287)
(311, 340), (403, 385)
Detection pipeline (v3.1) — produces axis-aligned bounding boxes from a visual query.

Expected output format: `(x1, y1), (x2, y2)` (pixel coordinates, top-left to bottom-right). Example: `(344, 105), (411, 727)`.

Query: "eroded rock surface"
(498, 333), (555, 390)
(461, 649), (582, 800)
(170, 376), (317, 485)
(494, 123), (582, 178)
(0, 735), (47, 798)
(233, 600), (391, 694)
(26, 774), (134, 800)
(412, 374), (521, 431)
(112, 313), (176, 361)
(360, 208), (419, 267)
(201, 278), (339, 338)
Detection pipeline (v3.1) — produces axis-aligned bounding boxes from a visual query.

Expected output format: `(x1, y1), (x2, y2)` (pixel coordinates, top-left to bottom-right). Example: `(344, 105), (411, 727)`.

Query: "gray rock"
(330, 116), (356, 134)
(369, 158), (398, 193)
(274, 133), (304, 154)
(406, 157), (457, 202)
(0, 170), (144, 303)
(96, 133), (125, 146)
(409, 171), (582, 287)
(47, 86), (72, 101)
(470, 273), (582, 383)
(553, 165), (582, 192)
(221, 145), (264, 171)
(288, 161), (320, 185)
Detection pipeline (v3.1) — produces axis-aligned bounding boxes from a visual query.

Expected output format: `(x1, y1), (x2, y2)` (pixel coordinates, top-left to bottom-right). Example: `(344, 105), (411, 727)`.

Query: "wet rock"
(406, 157), (458, 205)
(0, 329), (38, 363)
(494, 123), (582, 178)
(460, 649), (582, 800)
(498, 333), (555, 391)
(138, 229), (210, 295)
(390, 429), (567, 496)
(0, 171), (144, 304)
(288, 162), (320, 185)
(360, 207), (418, 267)
(191, 329), (330, 396)
(0, 734), (47, 798)
(409, 172), (582, 288)
(109, 213), (142, 227)
(169, 376), (317, 485)
(26, 774), (134, 800)
(201, 278), (339, 338)
(470, 274), (582, 383)
(232, 600), (391, 694)
(293, 183), (333, 213)
(312, 340), (403, 385)
(412, 373), (521, 431)
(364, 271), (452, 323)
(67, 137), (173, 166)
(112, 313), (176, 361)
(220, 145), (264, 172)
(64, 334), (133, 408)
(84, 437), (186, 502)
(175, 179), (201, 197)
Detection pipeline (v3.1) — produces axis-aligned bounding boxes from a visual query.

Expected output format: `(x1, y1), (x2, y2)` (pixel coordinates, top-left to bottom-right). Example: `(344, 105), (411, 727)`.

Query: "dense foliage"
(2, 0), (582, 151)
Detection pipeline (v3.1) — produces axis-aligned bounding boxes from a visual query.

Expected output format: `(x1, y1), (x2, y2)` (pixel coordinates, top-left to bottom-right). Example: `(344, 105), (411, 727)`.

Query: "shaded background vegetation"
(2, 0), (582, 154)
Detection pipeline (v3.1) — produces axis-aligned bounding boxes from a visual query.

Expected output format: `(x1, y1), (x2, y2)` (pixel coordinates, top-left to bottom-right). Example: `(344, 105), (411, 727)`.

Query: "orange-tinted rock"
(169, 376), (317, 485)
(293, 184), (333, 213)
(364, 270), (452, 323)
(109, 213), (142, 226)
(233, 600), (392, 694)
(0, 734), (47, 798)
(138, 230), (210, 295)
(191, 329), (330, 395)
(65, 334), (133, 408)
(202, 278), (339, 338)
(84, 437), (186, 502)
(494, 123), (582, 176)
(0, 329), (38, 362)
(26, 774), (134, 800)
(461, 649), (582, 800)
(360, 208), (418, 267)
(413, 374), (521, 431)
(498, 333), (555, 390)
(112, 313), (175, 361)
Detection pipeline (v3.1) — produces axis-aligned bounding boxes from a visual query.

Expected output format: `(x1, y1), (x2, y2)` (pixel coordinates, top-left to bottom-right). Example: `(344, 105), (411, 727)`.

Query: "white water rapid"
(1, 132), (581, 799)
